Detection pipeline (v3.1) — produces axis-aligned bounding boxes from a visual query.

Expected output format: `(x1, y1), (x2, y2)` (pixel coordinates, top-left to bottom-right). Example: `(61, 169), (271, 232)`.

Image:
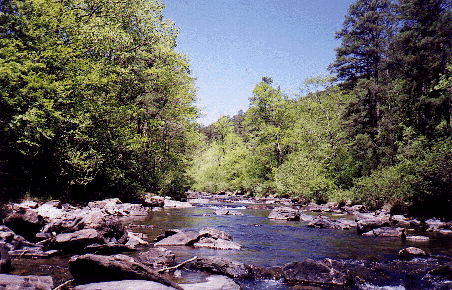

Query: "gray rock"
(137, 248), (175, 269)
(308, 216), (356, 230)
(164, 199), (193, 208)
(54, 228), (102, 252)
(154, 231), (199, 246)
(357, 217), (391, 235)
(194, 238), (241, 250)
(0, 274), (53, 290)
(3, 207), (44, 242)
(283, 258), (351, 286)
(398, 247), (428, 258)
(268, 207), (300, 221)
(74, 280), (178, 290)
(181, 275), (240, 290)
(125, 231), (149, 248)
(69, 254), (183, 289)
(193, 256), (251, 279)
(362, 227), (403, 237)
(84, 242), (135, 255)
(199, 228), (232, 241)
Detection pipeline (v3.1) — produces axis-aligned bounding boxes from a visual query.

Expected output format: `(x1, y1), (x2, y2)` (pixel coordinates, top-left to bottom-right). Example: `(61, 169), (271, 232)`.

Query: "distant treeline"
(189, 0), (452, 218)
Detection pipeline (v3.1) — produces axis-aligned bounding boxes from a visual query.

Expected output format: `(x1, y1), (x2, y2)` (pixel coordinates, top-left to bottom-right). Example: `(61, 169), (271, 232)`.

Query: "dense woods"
(0, 0), (198, 202)
(1, 0), (451, 218)
(190, 0), (452, 218)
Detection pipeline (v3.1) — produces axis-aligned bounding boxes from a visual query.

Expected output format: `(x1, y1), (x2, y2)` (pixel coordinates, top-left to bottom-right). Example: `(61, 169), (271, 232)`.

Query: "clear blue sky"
(163, 0), (356, 125)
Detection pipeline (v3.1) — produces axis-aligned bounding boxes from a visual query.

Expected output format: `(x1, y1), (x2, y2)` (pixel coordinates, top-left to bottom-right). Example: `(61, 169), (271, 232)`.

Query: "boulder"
(154, 231), (199, 247)
(425, 218), (446, 231)
(3, 207), (44, 242)
(430, 228), (452, 239)
(0, 243), (11, 273)
(268, 207), (300, 221)
(74, 280), (179, 290)
(69, 254), (183, 289)
(0, 274), (53, 290)
(194, 238), (241, 250)
(307, 216), (356, 230)
(125, 231), (149, 248)
(356, 217), (391, 235)
(362, 227), (403, 237)
(137, 248), (176, 269)
(283, 258), (352, 287)
(180, 275), (241, 290)
(397, 247), (428, 259)
(199, 228), (232, 241)
(192, 256), (251, 279)
(54, 228), (102, 252)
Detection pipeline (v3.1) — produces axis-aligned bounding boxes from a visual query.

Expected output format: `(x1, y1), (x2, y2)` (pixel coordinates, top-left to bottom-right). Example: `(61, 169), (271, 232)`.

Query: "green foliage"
(0, 0), (198, 202)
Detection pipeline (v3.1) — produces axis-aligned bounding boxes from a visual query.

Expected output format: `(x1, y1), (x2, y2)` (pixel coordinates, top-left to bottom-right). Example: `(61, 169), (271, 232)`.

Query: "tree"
(0, 0), (198, 201)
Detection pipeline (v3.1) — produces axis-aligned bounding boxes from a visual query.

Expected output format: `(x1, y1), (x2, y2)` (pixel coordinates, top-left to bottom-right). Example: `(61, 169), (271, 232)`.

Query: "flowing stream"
(131, 202), (452, 289)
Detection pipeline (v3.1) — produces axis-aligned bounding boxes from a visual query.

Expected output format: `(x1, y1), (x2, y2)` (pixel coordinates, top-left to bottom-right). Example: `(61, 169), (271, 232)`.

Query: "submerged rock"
(362, 227), (403, 237)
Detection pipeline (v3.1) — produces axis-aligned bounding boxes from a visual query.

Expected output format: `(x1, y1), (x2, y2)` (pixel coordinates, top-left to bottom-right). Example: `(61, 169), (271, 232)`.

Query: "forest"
(190, 0), (452, 218)
(1, 0), (452, 218)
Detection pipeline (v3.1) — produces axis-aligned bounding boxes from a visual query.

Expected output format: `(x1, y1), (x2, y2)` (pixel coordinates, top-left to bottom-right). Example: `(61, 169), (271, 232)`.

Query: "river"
(128, 202), (452, 289)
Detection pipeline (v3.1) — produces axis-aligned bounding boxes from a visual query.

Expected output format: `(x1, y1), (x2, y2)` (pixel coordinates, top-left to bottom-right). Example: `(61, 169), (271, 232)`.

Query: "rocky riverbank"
(0, 192), (452, 289)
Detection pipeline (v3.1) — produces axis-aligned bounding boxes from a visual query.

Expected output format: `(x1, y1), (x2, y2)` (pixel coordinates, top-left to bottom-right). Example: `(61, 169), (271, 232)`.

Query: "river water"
(131, 202), (452, 289)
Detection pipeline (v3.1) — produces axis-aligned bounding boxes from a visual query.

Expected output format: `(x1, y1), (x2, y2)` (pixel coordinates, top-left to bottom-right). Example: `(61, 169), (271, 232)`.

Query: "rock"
(268, 207), (300, 221)
(425, 218), (446, 231)
(154, 231), (199, 247)
(283, 258), (352, 287)
(137, 248), (175, 269)
(35, 200), (65, 220)
(125, 231), (149, 248)
(84, 242), (135, 255)
(362, 227), (403, 237)
(180, 275), (241, 290)
(199, 228), (232, 241)
(390, 215), (412, 228)
(342, 204), (367, 215)
(0, 225), (30, 249)
(164, 199), (193, 208)
(3, 207), (44, 242)
(397, 247), (428, 259)
(194, 238), (241, 250)
(54, 228), (102, 252)
(192, 256), (251, 279)
(0, 243), (11, 273)
(308, 216), (357, 230)
(357, 217), (391, 235)
(249, 265), (284, 280)
(298, 212), (316, 222)
(214, 208), (243, 216)
(74, 280), (179, 290)
(0, 274), (53, 290)
(143, 195), (165, 207)
(69, 254), (183, 289)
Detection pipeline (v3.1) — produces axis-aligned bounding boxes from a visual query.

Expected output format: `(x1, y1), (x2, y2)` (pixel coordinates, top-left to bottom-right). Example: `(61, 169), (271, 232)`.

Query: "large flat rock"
(74, 280), (179, 290)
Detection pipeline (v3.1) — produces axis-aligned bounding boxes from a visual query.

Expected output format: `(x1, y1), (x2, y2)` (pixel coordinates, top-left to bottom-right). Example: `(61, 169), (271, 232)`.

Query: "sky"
(162, 0), (356, 125)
